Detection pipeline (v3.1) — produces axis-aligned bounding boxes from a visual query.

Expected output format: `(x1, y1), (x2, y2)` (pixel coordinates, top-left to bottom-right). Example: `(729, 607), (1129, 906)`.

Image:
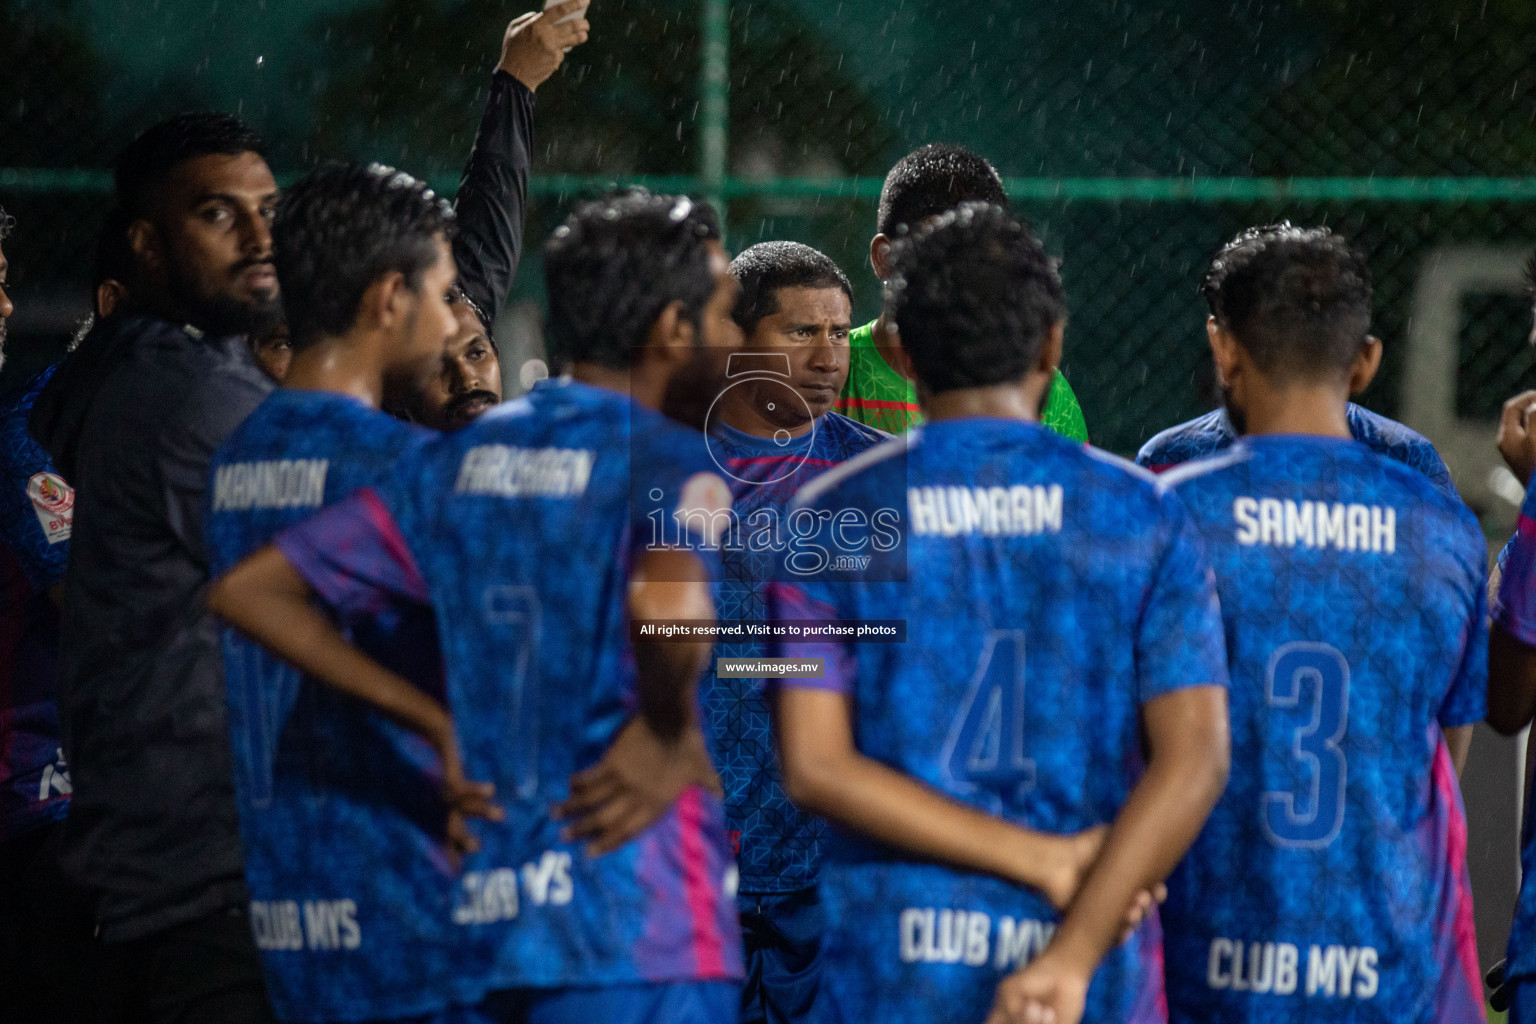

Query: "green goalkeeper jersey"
(833, 320), (1089, 440)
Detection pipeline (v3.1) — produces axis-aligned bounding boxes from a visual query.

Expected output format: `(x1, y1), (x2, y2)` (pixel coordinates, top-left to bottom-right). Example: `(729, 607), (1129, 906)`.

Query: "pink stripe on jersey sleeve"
(677, 786), (728, 978)
(357, 488), (429, 601)
(1431, 735), (1486, 1020)
(1125, 910), (1170, 1024)
(275, 487), (430, 613)
(726, 455), (843, 470)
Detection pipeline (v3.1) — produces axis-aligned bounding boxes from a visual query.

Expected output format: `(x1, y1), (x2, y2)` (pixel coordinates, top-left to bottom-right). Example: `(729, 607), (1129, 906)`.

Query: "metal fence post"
(700, 0), (729, 234)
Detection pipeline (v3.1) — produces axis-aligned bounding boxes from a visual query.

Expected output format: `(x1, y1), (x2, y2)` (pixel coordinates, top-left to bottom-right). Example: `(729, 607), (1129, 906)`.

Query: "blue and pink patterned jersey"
(1136, 404), (1458, 501)
(1491, 476), (1536, 991)
(0, 366), (73, 844)
(1162, 435), (1486, 1024)
(700, 410), (886, 892)
(771, 418), (1230, 1024)
(206, 388), (457, 1022)
(272, 377), (744, 992)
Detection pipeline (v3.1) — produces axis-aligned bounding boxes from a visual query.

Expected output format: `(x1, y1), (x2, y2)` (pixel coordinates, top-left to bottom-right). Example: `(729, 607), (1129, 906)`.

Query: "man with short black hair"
(773, 203), (1229, 1024)
(1136, 223), (1457, 500)
(835, 143), (1088, 442)
(213, 190), (745, 1023)
(1158, 224), (1486, 1024)
(396, 284), (504, 429)
(205, 161), (488, 1023)
(29, 111), (282, 1022)
(700, 240), (886, 1024)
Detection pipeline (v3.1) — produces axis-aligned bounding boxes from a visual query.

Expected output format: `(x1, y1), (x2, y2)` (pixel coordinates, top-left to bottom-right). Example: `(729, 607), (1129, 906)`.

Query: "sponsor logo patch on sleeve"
(676, 471), (734, 548)
(27, 471), (74, 544)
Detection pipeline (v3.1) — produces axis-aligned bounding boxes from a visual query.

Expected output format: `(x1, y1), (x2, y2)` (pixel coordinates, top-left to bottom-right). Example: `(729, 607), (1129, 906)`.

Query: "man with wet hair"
(700, 240), (886, 1024)
(205, 161), (484, 1023)
(28, 112), (282, 1021)
(772, 203), (1229, 1024)
(1136, 223), (1457, 499)
(717, 241), (865, 437)
(835, 143), (1089, 442)
(1157, 225), (1487, 1024)
(212, 190), (745, 1023)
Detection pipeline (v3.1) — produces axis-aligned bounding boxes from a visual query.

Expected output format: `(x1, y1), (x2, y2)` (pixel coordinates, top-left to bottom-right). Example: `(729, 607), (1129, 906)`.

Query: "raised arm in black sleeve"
(452, 70), (535, 330)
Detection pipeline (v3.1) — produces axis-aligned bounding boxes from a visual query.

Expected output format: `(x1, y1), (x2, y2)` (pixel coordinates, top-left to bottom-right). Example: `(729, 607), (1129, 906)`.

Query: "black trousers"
(0, 823), (275, 1024)
(0, 820), (107, 1024)
(100, 906), (276, 1024)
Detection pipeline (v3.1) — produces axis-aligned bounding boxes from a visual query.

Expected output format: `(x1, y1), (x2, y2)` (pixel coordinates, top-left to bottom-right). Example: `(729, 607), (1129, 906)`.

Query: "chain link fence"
(7, 0), (1536, 985)
(6, 0), (1536, 482)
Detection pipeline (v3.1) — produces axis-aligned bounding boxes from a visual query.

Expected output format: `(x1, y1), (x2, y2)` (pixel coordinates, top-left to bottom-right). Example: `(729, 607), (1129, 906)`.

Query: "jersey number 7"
(484, 586), (542, 800)
(227, 633), (305, 808)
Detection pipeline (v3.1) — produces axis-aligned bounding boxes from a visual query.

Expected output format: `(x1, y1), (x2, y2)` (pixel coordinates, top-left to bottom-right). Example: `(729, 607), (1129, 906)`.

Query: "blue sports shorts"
(739, 886), (825, 1024)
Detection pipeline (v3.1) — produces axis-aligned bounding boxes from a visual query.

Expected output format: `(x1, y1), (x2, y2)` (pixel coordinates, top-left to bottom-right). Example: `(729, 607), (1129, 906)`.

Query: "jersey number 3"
(1261, 641), (1350, 849)
(945, 631), (1036, 794)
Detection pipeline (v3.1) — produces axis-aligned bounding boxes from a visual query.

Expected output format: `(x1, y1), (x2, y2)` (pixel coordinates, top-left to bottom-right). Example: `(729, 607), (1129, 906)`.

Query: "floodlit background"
(3, 0), (1533, 1000)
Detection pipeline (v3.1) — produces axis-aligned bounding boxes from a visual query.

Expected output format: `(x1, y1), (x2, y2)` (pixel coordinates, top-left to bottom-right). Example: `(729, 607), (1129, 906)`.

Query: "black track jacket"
(28, 71), (533, 941)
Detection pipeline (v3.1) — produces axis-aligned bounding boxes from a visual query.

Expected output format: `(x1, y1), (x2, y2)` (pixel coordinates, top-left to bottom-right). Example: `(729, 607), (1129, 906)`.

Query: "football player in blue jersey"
(696, 241), (887, 1024)
(206, 161), (511, 1023)
(1159, 226), (1487, 1023)
(1135, 223), (1458, 500)
(212, 190), (746, 1023)
(770, 203), (1232, 1024)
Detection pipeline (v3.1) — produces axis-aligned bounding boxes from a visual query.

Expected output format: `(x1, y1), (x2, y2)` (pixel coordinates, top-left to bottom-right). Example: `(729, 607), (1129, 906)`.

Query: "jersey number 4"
(944, 631), (1037, 793)
(1261, 641), (1351, 849)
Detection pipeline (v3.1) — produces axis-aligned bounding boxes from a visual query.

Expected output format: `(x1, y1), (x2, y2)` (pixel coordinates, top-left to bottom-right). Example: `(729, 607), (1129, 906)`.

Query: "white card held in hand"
(543, 0), (590, 52)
